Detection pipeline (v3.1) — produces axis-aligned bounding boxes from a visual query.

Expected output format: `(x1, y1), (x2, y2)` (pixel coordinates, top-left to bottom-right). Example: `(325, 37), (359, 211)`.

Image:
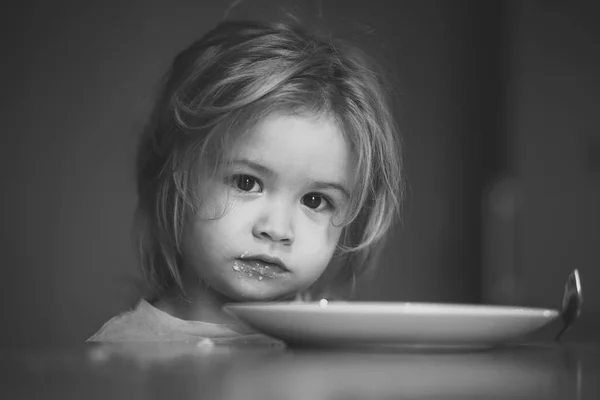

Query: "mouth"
(247, 254), (288, 270)
(232, 255), (290, 280)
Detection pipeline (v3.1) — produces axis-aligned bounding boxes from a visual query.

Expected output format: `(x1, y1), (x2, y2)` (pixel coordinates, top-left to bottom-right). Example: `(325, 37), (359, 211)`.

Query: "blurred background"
(1, 0), (598, 347)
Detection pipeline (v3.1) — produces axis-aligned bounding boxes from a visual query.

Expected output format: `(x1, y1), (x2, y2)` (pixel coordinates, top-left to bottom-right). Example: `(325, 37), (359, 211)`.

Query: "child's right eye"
(230, 174), (262, 193)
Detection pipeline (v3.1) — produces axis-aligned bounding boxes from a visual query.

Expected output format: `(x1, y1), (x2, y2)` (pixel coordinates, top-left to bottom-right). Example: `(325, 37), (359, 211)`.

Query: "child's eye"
(231, 174), (262, 193)
(301, 193), (333, 212)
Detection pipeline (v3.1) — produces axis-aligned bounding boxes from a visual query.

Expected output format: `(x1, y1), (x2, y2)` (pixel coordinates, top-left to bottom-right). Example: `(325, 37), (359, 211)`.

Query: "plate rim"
(223, 301), (560, 318)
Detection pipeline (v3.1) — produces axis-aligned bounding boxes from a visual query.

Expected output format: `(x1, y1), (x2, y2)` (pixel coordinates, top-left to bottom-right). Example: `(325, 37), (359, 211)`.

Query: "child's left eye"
(230, 174), (262, 193)
(301, 193), (332, 212)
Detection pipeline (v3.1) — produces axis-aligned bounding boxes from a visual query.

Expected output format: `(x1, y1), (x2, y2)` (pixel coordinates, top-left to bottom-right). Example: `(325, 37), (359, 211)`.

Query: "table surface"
(3, 339), (600, 400)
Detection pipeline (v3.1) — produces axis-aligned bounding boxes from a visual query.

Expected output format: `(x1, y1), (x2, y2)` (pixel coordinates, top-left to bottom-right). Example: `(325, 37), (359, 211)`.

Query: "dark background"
(1, 0), (598, 347)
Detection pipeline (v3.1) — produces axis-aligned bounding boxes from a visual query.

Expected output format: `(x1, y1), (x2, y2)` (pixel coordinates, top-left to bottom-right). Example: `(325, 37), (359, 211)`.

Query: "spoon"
(555, 269), (583, 341)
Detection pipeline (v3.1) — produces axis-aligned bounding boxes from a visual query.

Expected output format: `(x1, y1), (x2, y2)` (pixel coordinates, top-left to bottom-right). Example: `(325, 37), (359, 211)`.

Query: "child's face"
(181, 112), (353, 301)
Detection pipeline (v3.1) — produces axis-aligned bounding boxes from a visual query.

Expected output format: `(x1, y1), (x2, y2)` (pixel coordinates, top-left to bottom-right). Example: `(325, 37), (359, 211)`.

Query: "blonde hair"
(134, 19), (404, 300)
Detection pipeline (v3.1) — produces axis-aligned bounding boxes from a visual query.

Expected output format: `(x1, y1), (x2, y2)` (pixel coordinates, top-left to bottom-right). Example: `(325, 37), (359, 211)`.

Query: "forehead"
(230, 112), (353, 185)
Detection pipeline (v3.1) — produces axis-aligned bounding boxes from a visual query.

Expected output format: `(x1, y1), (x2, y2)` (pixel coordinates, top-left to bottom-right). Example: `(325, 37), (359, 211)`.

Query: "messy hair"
(134, 19), (404, 300)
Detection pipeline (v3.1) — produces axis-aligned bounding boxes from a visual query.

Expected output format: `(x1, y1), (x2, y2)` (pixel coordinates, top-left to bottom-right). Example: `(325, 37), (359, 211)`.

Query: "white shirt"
(87, 299), (282, 346)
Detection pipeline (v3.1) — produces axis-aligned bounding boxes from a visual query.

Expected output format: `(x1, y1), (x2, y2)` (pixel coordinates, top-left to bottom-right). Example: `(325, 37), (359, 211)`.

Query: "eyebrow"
(228, 159), (351, 200)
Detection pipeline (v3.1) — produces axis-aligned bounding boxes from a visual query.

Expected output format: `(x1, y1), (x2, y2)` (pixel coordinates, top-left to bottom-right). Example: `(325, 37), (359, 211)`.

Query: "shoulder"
(87, 299), (167, 342)
(86, 299), (284, 345)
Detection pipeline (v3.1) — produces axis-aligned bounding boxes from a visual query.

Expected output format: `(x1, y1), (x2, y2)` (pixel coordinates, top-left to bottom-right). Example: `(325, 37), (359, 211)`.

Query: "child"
(88, 17), (403, 344)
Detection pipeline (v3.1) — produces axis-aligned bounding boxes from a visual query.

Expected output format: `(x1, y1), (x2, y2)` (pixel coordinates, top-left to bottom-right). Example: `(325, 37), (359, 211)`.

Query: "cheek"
(297, 219), (343, 261)
(195, 185), (230, 220)
(320, 216), (345, 245)
(193, 216), (241, 254)
(190, 201), (256, 258)
(192, 182), (245, 228)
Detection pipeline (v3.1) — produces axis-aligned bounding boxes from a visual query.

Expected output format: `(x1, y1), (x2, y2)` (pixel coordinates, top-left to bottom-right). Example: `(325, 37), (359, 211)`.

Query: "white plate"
(223, 302), (560, 348)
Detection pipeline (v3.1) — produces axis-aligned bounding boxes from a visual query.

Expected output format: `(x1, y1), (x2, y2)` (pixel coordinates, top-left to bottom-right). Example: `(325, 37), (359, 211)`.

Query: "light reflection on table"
(2, 341), (599, 399)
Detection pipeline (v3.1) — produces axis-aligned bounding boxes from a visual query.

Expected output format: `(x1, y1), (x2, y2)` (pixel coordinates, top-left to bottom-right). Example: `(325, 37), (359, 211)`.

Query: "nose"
(252, 198), (295, 245)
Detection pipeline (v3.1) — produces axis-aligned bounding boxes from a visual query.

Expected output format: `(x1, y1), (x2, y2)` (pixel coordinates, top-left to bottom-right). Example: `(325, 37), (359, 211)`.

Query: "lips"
(245, 255), (289, 271)
(232, 255), (289, 280)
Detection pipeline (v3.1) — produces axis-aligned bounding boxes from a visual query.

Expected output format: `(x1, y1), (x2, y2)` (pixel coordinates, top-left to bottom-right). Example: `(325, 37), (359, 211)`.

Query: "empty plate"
(223, 301), (560, 349)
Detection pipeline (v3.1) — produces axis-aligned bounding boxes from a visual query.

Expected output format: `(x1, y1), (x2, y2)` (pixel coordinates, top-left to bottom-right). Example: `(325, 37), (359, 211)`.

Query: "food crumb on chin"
(232, 261), (241, 271)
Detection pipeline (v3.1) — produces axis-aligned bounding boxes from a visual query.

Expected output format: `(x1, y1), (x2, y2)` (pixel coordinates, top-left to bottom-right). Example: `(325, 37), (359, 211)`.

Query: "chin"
(231, 291), (289, 302)
(220, 285), (296, 303)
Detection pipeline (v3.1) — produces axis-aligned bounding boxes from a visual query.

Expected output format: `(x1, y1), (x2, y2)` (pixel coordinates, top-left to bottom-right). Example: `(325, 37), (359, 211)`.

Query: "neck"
(153, 277), (244, 327)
